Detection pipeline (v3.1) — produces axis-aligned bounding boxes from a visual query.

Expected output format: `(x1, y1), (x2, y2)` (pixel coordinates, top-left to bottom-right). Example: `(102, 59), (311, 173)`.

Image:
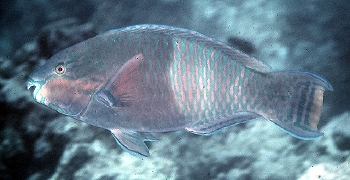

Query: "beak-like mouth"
(26, 78), (42, 100)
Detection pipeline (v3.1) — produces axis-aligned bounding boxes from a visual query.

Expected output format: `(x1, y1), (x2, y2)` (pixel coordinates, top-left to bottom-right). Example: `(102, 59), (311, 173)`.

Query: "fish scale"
(27, 24), (333, 156)
(170, 36), (246, 123)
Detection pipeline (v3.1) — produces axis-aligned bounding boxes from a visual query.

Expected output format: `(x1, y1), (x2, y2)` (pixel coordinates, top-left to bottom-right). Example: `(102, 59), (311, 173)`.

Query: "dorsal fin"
(108, 24), (272, 72)
(223, 48), (272, 72)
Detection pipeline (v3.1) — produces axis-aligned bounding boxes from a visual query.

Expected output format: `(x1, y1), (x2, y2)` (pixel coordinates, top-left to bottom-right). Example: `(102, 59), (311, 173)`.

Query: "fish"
(27, 24), (333, 157)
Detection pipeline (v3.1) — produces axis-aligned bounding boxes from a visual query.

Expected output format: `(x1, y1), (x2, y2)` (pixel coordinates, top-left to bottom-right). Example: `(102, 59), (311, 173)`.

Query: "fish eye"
(55, 65), (66, 74)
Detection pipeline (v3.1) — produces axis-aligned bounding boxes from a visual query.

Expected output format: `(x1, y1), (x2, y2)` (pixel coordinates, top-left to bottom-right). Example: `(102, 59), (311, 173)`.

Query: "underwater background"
(0, 0), (349, 179)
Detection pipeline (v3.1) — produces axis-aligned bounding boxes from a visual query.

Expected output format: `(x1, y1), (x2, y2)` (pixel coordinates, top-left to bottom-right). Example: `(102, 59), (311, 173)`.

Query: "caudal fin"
(255, 71), (332, 139)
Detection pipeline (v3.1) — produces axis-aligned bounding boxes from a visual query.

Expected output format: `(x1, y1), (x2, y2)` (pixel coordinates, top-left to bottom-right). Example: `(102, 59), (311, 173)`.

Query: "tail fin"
(255, 71), (332, 139)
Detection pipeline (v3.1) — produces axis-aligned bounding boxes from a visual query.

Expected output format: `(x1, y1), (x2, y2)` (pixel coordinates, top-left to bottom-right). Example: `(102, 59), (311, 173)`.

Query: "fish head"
(27, 49), (105, 116)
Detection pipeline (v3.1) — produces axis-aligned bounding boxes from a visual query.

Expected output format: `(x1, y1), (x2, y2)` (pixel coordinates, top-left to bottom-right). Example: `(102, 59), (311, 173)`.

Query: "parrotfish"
(27, 24), (332, 157)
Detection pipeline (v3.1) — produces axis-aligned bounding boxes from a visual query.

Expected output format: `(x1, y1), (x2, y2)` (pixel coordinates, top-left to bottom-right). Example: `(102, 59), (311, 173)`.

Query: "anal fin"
(110, 129), (158, 157)
(185, 112), (261, 135)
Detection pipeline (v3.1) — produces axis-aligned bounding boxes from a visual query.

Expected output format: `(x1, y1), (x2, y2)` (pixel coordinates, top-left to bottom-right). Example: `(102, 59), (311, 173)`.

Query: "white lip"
(26, 79), (43, 102)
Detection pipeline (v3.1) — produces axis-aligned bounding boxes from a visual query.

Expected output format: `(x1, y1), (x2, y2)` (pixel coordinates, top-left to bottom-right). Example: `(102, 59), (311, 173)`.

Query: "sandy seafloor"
(1, 0), (350, 179)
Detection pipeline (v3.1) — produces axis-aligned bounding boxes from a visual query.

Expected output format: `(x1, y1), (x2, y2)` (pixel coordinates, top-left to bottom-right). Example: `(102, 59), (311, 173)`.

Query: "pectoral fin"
(95, 53), (145, 108)
(110, 129), (158, 157)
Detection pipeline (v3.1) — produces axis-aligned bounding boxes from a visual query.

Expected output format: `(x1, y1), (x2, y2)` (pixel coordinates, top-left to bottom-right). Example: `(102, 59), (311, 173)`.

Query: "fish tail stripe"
(289, 81), (307, 126)
(293, 82), (317, 130)
(303, 87), (315, 127)
(295, 84), (308, 125)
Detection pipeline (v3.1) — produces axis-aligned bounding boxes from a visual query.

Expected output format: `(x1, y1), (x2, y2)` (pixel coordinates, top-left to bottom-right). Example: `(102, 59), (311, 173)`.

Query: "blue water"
(0, 0), (349, 179)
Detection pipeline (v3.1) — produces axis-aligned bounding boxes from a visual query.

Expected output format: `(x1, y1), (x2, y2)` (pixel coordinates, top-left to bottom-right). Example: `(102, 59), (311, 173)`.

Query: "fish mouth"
(26, 78), (44, 103)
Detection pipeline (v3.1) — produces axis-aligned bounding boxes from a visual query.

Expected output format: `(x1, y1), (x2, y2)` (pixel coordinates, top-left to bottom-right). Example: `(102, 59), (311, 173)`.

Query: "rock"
(298, 158), (350, 180)
(298, 112), (350, 180)
(0, 127), (26, 180)
(328, 112), (350, 151)
(37, 18), (97, 58)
